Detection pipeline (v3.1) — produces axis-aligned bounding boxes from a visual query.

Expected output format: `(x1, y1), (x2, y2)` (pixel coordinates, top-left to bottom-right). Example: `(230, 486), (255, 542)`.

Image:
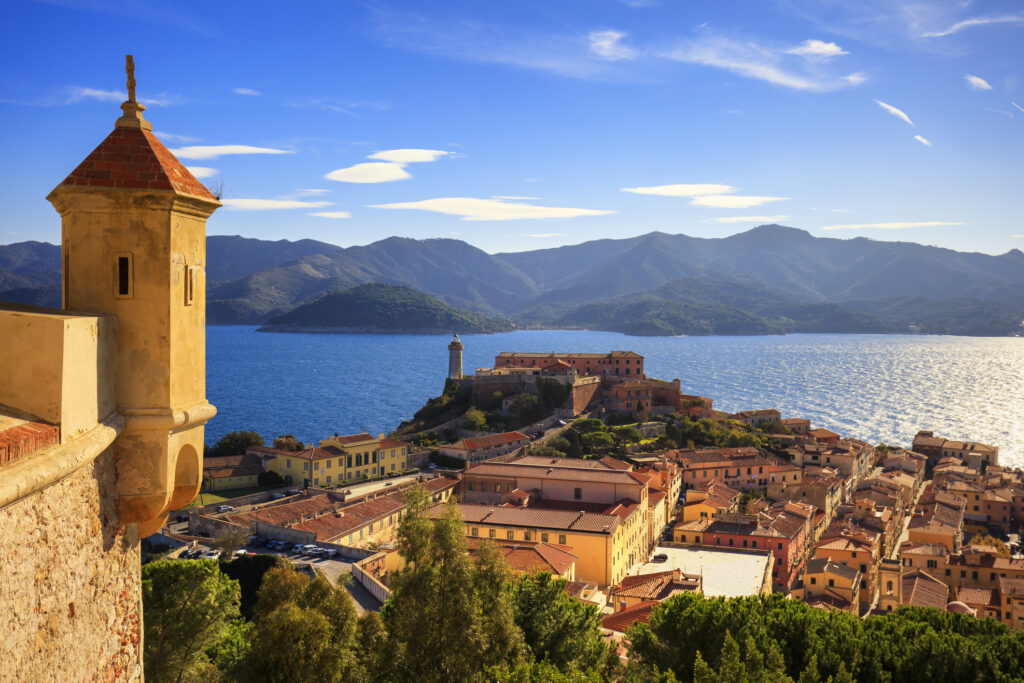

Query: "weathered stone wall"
(0, 447), (141, 682)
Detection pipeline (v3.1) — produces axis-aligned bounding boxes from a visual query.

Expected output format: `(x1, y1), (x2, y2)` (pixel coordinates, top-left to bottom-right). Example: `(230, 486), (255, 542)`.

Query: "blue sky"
(2, 0), (1023, 255)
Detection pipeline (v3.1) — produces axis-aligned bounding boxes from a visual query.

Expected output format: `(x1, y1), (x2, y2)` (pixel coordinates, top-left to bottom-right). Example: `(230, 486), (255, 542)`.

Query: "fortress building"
(448, 333), (464, 380)
(0, 57), (218, 680)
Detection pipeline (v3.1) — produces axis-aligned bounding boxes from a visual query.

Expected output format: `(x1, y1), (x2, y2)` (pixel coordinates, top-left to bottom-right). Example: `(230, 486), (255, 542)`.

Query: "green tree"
(581, 431), (615, 451)
(142, 559), (241, 682)
(572, 418), (606, 434)
(208, 430), (265, 459)
(210, 529), (249, 557)
(511, 572), (610, 673)
(464, 406), (488, 431)
(257, 470), (285, 489)
(381, 487), (526, 681)
(510, 393), (542, 421)
(547, 435), (572, 453)
(611, 426), (643, 444)
(242, 565), (363, 682)
(272, 434), (304, 451)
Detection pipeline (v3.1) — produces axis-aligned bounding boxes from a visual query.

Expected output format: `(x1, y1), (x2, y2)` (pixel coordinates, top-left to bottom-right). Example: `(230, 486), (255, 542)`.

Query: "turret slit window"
(184, 265), (195, 305)
(114, 253), (134, 298)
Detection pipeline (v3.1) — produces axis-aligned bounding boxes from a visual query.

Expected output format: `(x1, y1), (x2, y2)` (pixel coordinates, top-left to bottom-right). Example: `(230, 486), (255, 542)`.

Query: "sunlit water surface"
(207, 329), (1024, 470)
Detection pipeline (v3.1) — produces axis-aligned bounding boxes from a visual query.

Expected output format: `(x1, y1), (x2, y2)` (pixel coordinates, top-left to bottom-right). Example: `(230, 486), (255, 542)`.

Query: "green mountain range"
(257, 283), (513, 334)
(3, 225), (1023, 336)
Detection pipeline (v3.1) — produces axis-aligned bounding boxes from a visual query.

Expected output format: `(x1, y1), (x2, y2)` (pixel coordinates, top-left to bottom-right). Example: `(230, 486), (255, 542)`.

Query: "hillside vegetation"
(257, 283), (512, 334)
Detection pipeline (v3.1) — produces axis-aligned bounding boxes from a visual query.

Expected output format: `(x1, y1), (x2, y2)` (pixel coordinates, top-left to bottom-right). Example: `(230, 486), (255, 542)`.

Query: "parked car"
(322, 549), (338, 559)
(217, 505), (235, 513)
(384, 482), (393, 487)
(271, 493), (286, 500)
(233, 549), (249, 558)
(204, 550), (222, 560)
(291, 543), (305, 553)
(652, 553), (668, 563)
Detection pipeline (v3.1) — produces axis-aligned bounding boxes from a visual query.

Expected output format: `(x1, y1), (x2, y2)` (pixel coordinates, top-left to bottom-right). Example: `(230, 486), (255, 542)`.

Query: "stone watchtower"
(448, 333), (464, 380)
(46, 56), (220, 536)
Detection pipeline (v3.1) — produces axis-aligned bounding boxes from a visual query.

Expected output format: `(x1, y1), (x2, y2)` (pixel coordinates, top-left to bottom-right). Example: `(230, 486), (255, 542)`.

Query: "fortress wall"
(0, 447), (141, 682)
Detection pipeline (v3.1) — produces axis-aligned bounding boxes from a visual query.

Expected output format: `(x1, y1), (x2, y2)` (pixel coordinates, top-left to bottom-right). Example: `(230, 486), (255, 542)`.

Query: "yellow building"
(254, 433), (410, 488)
(0, 57), (216, 679)
(442, 502), (643, 588)
(202, 454), (263, 491)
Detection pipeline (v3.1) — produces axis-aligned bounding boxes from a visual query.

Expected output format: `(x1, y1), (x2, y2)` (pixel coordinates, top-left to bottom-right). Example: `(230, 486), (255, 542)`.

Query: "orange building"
(494, 351), (644, 377)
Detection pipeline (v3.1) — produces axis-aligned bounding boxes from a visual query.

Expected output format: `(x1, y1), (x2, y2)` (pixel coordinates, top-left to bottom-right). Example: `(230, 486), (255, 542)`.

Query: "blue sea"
(206, 328), (1024, 470)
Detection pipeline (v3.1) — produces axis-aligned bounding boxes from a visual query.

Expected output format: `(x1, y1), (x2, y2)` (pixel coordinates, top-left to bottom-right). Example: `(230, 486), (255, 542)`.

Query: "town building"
(731, 409), (781, 428)
(781, 418), (811, 435)
(203, 453), (265, 491)
(437, 431), (531, 464)
(913, 430), (999, 470)
(798, 557), (861, 614)
(680, 480), (741, 524)
(607, 569), (702, 612)
(253, 432), (410, 487)
(466, 537), (579, 580)
(494, 351), (645, 377)
(785, 438), (875, 481)
(672, 447), (777, 491)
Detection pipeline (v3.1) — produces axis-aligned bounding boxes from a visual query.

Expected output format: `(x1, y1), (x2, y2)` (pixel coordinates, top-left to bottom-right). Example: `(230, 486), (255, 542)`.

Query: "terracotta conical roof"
(53, 126), (217, 201)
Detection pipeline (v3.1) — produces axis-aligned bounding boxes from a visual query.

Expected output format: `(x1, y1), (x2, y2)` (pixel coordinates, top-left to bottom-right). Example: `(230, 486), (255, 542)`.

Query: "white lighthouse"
(448, 333), (464, 380)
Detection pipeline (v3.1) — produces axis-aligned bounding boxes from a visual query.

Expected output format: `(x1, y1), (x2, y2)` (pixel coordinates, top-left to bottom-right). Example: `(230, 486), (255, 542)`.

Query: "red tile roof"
(902, 571), (949, 610)
(450, 503), (621, 534)
(327, 432), (376, 445)
(457, 432), (530, 451)
(601, 601), (658, 633)
(56, 126), (216, 200)
(0, 418), (59, 466)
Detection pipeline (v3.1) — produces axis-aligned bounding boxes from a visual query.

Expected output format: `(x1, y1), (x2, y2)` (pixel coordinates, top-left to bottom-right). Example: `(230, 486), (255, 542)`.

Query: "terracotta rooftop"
(465, 460), (646, 486)
(466, 537), (578, 575)
(601, 601), (658, 633)
(326, 432), (376, 446)
(609, 570), (701, 601)
(55, 126), (216, 200)
(449, 503), (621, 534)
(452, 432), (530, 451)
(956, 585), (998, 607)
(0, 414), (60, 466)
(902, 570), (949, 610)
(497, 351), (642, 358)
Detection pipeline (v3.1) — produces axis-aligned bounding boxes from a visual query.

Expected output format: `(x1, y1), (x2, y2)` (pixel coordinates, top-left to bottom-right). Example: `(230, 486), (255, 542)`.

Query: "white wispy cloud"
(713, 215), (790, 223)
(621, 183), (736, 197)
(326, 162), (412, 183)
(368, 197), (613, 221)
(233, 87), (261, 96)
(588, 30), (637, 61)
(914, 135), (932, 147)
(983, 107), (1014, 119)
(155, 131), (201, 144)
(665, 34), (865, 92)
(367, 149), (450, 163)
(221, 199), (333, 211)
(1014, 102), (1024, 114)
(923, 14), (1024, 38)
(66, 87), (123, 103)
(171, 145), (293, 160)
(874, 99), (914, 126)
(309, 211), (352, 218)
(327, 148), (449, 183)
(783, 39), (848, 61)
(522, 233), (568, 237)
(691, 195), (789, 209)
(821, 221), (964, 231)
(185, 166), (218, 178)
(1014, 234), (1024, 238)
(966, 74), (993, 91)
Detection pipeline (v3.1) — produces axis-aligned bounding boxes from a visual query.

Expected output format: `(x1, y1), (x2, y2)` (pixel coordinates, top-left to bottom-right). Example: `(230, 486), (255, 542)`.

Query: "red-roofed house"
(438, 431), (530, 463)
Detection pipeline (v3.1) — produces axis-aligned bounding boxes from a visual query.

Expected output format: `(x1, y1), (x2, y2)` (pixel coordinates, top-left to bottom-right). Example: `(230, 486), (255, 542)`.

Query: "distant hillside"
(0, 241), (60, 307)
(206, 235), (341, 283)
(257, 283), (513, 334)
(4, 226), (1023, 336)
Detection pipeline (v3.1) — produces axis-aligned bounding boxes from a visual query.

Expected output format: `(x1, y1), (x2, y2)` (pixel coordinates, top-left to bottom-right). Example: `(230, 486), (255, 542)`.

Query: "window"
(742, 540), (748, 547)
(541, 533), (549, 543)
(494, 484), (501, 493)
(810, 577), (817, 585)
(326, 476), (331, 483)
(507, 531), (514, 540)
(524, 531), (532, 541)
(574, 488), (582, 500)
(356, 454), (362, 466)
(728, 538), (733, 546)
(286, 460), (291, 468)
(559, 534), (566, 545)
(115, 254), (134, 298)
(471, 527), (478, 537)
(778, 543), (783, 550)
(489, 529), (496, 538)
(828, 579), (835, 587)
(347, 456), (352, 468)
(184, 265), (195, 305)
(508, 484), (513, 492)
(468, 482), (474, 491)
